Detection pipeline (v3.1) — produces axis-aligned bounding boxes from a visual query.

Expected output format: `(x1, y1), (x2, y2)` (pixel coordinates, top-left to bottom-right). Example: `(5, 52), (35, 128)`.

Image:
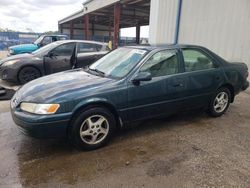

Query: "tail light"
(245, 70), (249, 79)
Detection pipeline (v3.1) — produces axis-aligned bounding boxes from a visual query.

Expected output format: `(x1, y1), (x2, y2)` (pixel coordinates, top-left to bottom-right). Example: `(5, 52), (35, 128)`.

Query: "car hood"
(10, 43), (38, 52)
(14, 69), (115, 103)
(0, 53), (35, 65)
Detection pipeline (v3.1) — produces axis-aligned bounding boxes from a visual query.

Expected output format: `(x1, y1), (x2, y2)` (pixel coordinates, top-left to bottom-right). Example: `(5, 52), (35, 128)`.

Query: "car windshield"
(33, 35), (44, 45)
(32, 42), (60, 56)
(89, 48), (148, 78)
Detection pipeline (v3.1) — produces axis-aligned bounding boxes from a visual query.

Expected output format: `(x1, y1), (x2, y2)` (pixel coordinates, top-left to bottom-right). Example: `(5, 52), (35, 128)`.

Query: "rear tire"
(69, 107), (116, 150)
(18, 66), (41, 84)
(208, 87), (231, 117)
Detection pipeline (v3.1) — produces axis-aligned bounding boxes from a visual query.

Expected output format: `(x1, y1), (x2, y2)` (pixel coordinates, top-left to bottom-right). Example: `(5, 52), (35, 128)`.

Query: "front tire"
(18, 66), (41, 84)
(69, 107), (116, 150)
(208, 87), (231, 117)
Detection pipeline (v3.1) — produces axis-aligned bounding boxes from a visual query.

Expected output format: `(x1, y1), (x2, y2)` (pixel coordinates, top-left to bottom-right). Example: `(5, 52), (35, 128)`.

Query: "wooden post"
(109, 17), (112, 41)
(70, 21), (74, 39)
(114, 3), (121, 49)
(58, 24), (63, 34)
(92, 22), (95, 38)
(136, 25), (140, 44)
(84, 14), (90, 40)
(60, 27), (63, 34)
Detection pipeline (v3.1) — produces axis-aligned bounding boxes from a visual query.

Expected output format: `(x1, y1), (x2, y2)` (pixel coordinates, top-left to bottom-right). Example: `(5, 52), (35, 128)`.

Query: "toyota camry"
(11, 45), (249, 150)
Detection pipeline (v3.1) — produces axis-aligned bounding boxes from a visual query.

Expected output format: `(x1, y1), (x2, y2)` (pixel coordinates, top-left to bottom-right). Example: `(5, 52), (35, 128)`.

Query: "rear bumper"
(11, 110), (71, 139)
(242, 81), (249, 91)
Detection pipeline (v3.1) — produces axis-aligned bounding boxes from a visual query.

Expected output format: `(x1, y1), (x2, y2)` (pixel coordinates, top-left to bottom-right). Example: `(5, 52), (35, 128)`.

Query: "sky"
(0, 0), (149, 37)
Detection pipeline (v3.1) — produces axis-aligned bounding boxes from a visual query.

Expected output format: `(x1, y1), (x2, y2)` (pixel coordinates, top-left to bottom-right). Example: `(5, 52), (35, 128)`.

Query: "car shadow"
(116, 109), (208, 138)
(13, 110), (213, 186)
(17, 109), (207, 158)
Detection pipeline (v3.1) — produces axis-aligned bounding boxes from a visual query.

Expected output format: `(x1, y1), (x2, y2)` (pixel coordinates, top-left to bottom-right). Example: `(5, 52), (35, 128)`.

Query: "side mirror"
(131, 72), (152, 85)
(45, 52), (55, 58)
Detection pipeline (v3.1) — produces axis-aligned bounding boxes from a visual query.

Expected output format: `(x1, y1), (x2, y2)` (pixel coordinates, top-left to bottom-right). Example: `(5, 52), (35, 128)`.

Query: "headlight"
(9, 48), (14, 54)
(2, 59), (20, 66)
(20, 102), (60, 114)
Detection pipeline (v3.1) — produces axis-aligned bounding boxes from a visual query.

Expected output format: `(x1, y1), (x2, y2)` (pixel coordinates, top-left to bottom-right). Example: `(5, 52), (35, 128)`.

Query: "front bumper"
(11, 109), (72, 139)
(0, 66), (18, 82)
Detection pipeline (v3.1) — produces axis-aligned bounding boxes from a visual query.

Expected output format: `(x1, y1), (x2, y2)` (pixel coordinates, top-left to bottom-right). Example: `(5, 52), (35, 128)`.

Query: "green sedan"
(11, 44), (249, 150)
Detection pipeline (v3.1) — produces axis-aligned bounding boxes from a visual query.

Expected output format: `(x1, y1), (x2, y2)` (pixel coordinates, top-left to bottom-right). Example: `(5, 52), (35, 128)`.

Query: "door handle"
(172, 83), (184, 87)
(215, 76), (221, 80)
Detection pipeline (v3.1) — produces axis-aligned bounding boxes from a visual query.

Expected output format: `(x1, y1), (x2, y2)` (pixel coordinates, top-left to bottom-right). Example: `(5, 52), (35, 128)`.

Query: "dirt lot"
(0, 89), (250, 187)
(0, 51), (8, 60)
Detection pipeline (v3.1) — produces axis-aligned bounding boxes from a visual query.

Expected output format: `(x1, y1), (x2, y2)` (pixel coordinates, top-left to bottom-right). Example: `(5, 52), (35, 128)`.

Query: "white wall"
(179, 0), (250, 65)
(149, 0), (178, 44)
(149, 0), (250, 66)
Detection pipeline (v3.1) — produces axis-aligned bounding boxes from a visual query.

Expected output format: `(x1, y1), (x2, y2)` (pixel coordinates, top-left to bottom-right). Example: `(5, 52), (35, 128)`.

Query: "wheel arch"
(17, 65), (43, 82)
(219, 83), (235, 102)
(68, 99), (122, 132)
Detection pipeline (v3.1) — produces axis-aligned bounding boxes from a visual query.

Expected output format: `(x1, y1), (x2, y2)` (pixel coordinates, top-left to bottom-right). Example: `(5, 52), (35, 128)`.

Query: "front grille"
(11, 92), (21, 109)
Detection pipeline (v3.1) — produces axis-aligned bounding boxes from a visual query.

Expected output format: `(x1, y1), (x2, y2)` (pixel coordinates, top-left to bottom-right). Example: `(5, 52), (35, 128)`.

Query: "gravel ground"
(0, 89), (250, 188)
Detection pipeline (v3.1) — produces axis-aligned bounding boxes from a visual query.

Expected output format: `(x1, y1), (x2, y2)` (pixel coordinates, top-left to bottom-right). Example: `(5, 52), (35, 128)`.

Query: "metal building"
(58, 0), (250, 66)
(150, 0), (250, 66)
(58, 0), (150, 48)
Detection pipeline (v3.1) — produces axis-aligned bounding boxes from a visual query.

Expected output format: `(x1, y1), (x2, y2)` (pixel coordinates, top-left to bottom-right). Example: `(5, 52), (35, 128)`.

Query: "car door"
(75, 43), (106, 68)
(179, 48), (222, 110)
(126, 49), (186, 121)
(43, 42), (76, 74)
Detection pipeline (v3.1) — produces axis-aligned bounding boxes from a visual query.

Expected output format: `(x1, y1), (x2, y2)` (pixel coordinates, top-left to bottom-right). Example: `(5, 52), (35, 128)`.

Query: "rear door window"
(182, 49), (215, 72)
(77, 43), (102, 53)
(58, 36), (68, 40)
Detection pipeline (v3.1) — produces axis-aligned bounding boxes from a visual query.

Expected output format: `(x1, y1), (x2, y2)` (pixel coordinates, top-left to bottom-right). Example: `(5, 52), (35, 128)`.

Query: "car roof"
(124, 44), (207, 51)
(51, 40), (108, 46)
(40, 34), (68, 37)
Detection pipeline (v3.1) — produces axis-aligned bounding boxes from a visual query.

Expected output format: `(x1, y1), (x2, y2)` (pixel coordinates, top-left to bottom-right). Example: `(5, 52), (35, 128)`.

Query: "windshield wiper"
(88, 68), (106, 77)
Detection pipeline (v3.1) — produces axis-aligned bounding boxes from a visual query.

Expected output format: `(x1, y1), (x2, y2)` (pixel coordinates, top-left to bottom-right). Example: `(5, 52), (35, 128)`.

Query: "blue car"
(11, 45), (249, 150)
(8, 34), (68, 55)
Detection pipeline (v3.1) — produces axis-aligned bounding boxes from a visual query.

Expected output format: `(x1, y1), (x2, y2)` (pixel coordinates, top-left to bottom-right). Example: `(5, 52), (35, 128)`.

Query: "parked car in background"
(0, 40), (110, 84)
(8, 34), (68, 55)
(11, 45), (249, 150)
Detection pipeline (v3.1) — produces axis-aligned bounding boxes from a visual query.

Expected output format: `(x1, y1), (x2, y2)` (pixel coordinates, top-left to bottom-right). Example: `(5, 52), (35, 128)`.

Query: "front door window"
(51, 43), (75, 56)
(140, 50), (179, 77)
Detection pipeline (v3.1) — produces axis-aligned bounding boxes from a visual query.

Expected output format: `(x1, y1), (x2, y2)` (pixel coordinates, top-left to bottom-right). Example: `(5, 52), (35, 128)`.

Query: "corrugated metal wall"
(179, 0), (250, 65)
(149, 0), (178, 44)
(149, 0), (250, 66)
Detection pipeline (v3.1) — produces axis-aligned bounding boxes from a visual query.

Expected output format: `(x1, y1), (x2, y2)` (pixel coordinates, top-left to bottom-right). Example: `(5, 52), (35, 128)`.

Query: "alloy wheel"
(213, 91), (229, 113)
(79, 115), (109, 145)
